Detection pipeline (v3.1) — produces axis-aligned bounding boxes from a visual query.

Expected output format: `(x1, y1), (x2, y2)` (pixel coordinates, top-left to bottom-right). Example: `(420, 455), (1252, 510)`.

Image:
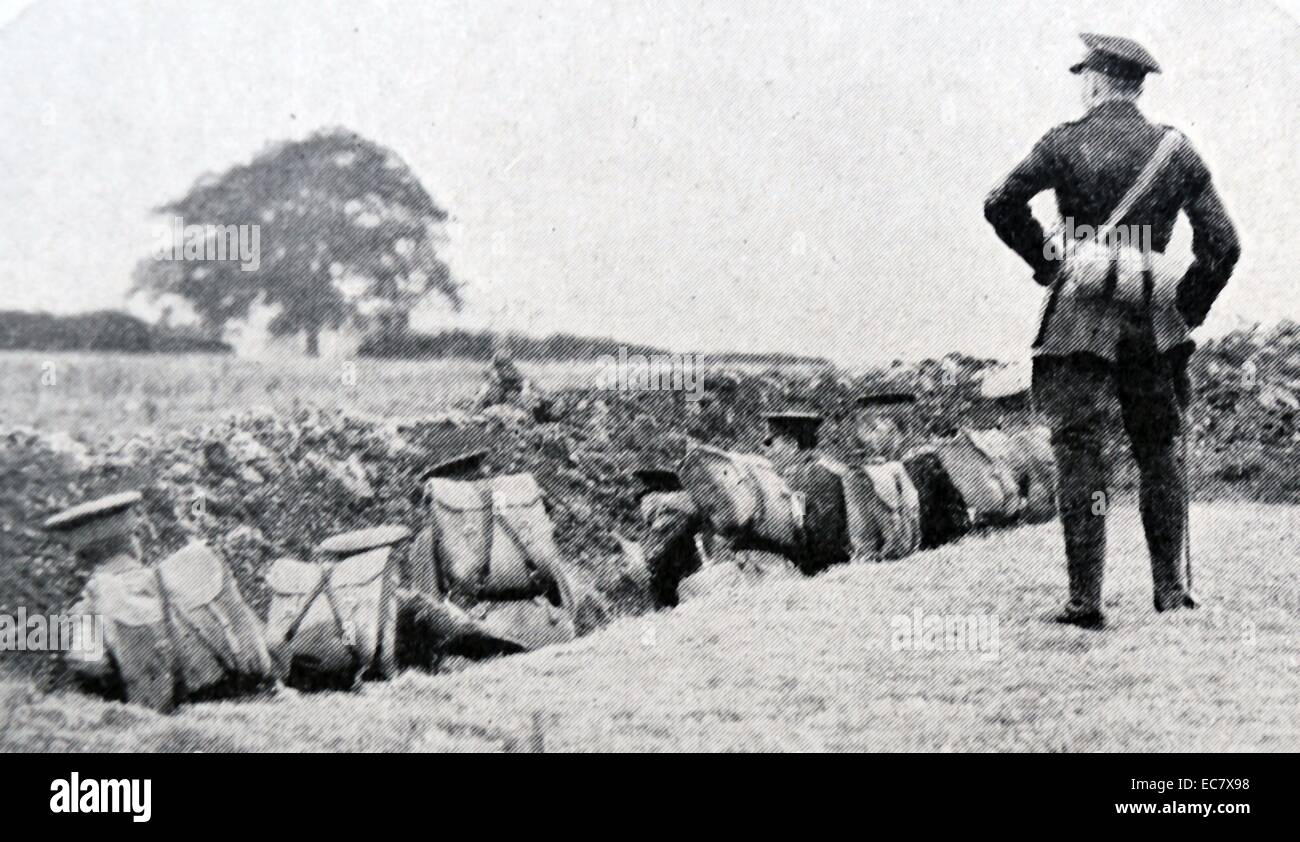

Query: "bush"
(0, 311), (230, 354)
(359, 328), (668, 361)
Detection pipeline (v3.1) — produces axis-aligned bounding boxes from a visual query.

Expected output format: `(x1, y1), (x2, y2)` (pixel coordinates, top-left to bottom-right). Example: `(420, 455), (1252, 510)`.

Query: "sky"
(1, 0), (1297, 364)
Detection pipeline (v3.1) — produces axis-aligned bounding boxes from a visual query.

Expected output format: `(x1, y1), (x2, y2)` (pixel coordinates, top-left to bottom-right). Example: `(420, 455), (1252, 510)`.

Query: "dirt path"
(6, 503), (1299, 752)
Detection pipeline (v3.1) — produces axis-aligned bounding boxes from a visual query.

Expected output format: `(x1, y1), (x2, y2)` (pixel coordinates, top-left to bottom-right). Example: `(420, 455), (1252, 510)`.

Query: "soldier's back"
(1046, 102), (1199, 252)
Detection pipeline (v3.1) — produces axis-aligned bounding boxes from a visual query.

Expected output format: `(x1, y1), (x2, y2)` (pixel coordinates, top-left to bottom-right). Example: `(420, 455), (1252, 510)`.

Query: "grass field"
(0, 351), (605, 437)
(4, 503), (1296, 752)
(0, 351), (831, 437)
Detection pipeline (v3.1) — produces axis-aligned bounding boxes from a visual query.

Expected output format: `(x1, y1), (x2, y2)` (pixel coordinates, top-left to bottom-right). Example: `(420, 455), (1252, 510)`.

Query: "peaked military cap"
(634, 466), (683, 493)
(762, 411), (824, 447)
(43, 491), (142, 550)
(421, 448), (490, 481)
(1070, 33), (1161, 81)
(857, 390), (917, 409)
(318, 524), (412, 557)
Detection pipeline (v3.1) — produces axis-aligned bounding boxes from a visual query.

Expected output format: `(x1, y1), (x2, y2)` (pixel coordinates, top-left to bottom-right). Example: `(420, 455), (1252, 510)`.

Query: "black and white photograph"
(0, 0), (1295, 803)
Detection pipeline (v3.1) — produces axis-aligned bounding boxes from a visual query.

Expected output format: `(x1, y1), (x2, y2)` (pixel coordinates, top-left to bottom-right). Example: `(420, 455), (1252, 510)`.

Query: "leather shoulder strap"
(1098, 129), (1182, 241)
(281, 568), (330, 643)
(316, 564), (369, 689)
(149, 566), (184, 700)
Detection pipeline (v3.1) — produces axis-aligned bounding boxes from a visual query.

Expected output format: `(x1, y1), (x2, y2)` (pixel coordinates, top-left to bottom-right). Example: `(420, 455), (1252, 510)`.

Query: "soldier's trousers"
(1032, 340), (1194, 612)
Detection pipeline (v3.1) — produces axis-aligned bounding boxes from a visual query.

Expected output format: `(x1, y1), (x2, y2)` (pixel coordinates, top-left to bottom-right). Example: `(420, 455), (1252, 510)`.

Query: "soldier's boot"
(1051, 428), (1108, 629)
(1053, 603), (1106, 630)
(1054, 503), (1107, 630)
(1135, 435), (1198, 613)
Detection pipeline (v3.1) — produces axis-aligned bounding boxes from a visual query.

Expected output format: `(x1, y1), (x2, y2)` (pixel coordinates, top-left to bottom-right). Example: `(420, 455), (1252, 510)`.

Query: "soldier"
(410, 447), (490, 595)
(49, 491), (275, 707)
(628, 466), (707, 607)
(761, 411), (824, 465)
(761, 411), (849, 574)
(293, 524), (412, 686)
(403, 451), (547, 664)
(44, 492), (146, 689)
(854, 390), (919, 462)
(985, 33), (1240, 628)
(45, 491), (145, 575)
(476, 351), (534, 410)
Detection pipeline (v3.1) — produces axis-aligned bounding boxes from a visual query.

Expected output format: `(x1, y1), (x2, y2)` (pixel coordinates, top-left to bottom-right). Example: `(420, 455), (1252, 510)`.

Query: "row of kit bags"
(66, 472), (585, 711)
(268, 471), (583, 691)
(637, 426), (1059, 605)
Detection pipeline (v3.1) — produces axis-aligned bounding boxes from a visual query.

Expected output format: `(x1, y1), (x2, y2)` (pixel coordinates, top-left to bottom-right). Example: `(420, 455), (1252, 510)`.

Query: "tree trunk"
(305, 326), (320, 357)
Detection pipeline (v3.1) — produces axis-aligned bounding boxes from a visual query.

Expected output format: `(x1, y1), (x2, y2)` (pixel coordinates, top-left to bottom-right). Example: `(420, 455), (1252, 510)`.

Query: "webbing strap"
(491, 509), (546, 593)
(149, 566), (184, 702)
(281, 572), (330, 645)
(318, 570), (367, 686)
(173, 607), (235, 674)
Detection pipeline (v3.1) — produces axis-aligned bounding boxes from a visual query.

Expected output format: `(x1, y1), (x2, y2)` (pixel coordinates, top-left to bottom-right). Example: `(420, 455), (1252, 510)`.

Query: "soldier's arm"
(641, 495), (702, 563)
(1174, 142), (1241, 328)
(64, 585), (113, 676)
(983, 129), (1062, 286)
(639, 493), (706, 606)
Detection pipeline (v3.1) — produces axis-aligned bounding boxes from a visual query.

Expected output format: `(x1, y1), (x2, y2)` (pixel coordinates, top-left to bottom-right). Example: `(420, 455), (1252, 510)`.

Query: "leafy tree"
(134, 128), (460, 355)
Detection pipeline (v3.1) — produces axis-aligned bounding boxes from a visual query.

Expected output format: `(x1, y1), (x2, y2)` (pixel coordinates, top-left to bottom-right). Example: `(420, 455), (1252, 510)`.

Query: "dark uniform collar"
(1087, 100), (1143, 119)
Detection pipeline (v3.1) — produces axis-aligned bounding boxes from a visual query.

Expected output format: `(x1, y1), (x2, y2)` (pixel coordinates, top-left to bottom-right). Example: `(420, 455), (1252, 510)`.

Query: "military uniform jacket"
(984, 101), (1239, 360)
